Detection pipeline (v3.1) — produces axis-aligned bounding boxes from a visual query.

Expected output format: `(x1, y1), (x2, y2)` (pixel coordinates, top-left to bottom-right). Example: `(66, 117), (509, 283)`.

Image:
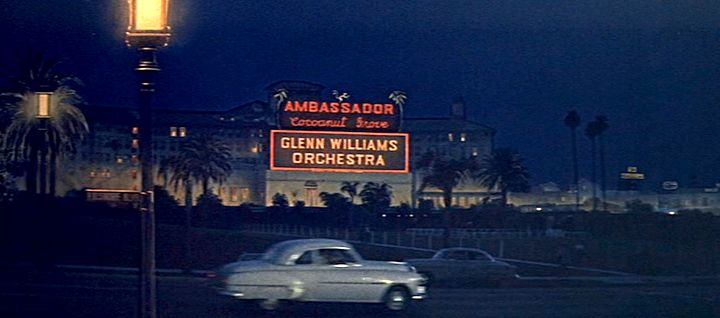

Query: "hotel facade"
(52, 81), (497, 208)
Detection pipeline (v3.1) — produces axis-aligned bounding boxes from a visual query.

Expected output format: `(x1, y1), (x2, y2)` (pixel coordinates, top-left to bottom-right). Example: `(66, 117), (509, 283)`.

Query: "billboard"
(277, 100), (401, 132)
(270, 130), (409, 173)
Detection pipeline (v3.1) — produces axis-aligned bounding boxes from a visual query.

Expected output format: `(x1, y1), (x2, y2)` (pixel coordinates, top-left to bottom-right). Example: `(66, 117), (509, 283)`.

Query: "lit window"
(103, 169), (111, 177)
(170, 127), (177, 137)
(132, 127), (139, 134)
(240, 188), (250, 201)
(258, 129), (264, 137)
(116, 156), (124, 164)
(132, 169), (138, 179)
(472, 147), (479, 157)
(90, 170), (97, 177)
(448, 133), (454, 141)
(257, 143), (263, 153)
(132, 139), (139, 148)
(460, 133), (467, 142)
(179, 127), (187, 137)
(131, 155), (139, 164)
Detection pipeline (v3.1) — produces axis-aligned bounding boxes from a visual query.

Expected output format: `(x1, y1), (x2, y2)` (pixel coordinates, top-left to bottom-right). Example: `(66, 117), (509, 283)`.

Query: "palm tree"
(176, 134), (232, 196)
(564, 110), (582, 211)
(2, 50), (86, 196)
(585, 120), (602, 211)
(167, 134), (231, 271)
(388, 90), (407, 127)
(340, 181), (360, 204)
(594, 115), (609, 212)
(272, 88), (288, 111)
(3, 87), (87, 195)
(359, 182), (393, 215)
(418, 154), (479, 246)
(476, 148), (531, 206)
(157, 157), (172, 189)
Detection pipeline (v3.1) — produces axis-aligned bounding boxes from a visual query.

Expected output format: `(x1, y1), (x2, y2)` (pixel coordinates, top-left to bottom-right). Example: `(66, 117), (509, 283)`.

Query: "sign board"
(621, 172), (645, 180)
(277, 100), (401, 132)
(270, 130), (409, 173)
(620, 166), (644, 180)
(85, 189), (143, 209)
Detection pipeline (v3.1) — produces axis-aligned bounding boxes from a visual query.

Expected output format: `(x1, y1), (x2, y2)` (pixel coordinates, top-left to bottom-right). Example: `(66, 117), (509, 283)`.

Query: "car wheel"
(383, 286), (410, 311)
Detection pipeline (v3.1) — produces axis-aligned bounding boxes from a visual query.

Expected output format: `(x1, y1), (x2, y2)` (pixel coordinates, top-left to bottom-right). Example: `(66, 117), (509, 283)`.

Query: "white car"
(211, 239), (427, 311)
(406, 248), (518, 286)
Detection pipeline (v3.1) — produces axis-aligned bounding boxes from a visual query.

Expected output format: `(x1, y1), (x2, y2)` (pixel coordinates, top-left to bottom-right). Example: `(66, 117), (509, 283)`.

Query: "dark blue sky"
(3, 1), (720, 188)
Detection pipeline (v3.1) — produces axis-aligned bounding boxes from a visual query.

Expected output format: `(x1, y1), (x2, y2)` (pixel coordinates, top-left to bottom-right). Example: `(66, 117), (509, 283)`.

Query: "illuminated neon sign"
(277, 100), (401, 131)
(270, 130), (409, 173)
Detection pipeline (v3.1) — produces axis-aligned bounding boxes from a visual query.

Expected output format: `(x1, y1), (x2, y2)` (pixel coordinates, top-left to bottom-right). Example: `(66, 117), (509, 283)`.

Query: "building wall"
(49, 81), (497, 209)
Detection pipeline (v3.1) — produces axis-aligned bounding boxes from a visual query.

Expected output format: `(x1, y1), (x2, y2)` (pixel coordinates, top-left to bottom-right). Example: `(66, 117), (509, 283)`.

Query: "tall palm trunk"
(442, 191), (452, 248)
(202, 178), (209, 195)
(599, 134), (607, 212)
(589, 137), (597, 211)
(26, 143), (39, 194)
(39, 140), (48, 195)
(49, 150), (57, 197)
(183, 179), (193, 271)
(570, 128), (580, 211)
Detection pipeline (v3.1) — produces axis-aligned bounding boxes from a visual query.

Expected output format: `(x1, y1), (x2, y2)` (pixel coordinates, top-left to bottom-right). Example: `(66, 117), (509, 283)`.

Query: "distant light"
(381, 214), (387, 217)
(668, 211), (677, 215)
(409, 214), (414, 217)
(535, 207), (543, 212)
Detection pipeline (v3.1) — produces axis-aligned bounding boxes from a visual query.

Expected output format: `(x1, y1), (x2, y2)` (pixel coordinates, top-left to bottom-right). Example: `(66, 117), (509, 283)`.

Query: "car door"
(437, 250), (470, 281)
(312, 248), (373, 301)
(465, 250), (497, 280)
(285, 249), (325, 300)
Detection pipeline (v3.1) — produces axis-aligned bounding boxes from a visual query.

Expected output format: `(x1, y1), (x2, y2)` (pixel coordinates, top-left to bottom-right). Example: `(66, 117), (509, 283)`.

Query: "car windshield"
(260, 242), (288, 263)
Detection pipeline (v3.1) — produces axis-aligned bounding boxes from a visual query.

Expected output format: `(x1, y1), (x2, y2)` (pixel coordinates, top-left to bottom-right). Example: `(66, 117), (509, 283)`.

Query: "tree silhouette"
(418, 153), (479, 246)
(564, 110), (581, 211)
(585, 120), (602, 211)
(340, 181), (360, 204)
(476, 148), (531, 206)
(169, 134), (232, 197)
(2, 50), (87, 196)
(360, 182), (392, 216)
(595, 115), (609, 212)
(167, 134), (232, 269)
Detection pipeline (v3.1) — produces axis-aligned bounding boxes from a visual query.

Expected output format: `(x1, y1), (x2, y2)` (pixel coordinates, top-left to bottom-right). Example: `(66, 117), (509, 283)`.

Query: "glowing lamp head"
(35, 91), (53, 119)
(126, 0), (171, 47)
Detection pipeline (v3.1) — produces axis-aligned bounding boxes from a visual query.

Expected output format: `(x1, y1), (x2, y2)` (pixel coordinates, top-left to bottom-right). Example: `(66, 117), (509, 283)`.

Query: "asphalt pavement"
(0, 269), (718, 318)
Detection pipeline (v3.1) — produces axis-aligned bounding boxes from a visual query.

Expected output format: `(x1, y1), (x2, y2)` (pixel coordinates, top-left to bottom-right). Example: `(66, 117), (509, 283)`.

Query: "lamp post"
(125, 1), (170, 318)
(35, 90), (52, 195)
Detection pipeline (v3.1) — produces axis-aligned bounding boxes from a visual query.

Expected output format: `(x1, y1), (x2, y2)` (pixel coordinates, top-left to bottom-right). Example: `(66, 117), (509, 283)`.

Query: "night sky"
(3, 1), (720, 189)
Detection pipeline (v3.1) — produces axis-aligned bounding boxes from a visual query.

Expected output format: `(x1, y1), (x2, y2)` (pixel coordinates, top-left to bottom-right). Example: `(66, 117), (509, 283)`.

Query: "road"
(0, 272), (718, 318)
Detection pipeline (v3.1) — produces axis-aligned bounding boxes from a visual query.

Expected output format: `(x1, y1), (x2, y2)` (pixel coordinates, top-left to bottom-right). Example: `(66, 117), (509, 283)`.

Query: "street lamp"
(35, 91), (52, 119)
(125, 1), (170, 318)
(35, 90), (52, 195)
